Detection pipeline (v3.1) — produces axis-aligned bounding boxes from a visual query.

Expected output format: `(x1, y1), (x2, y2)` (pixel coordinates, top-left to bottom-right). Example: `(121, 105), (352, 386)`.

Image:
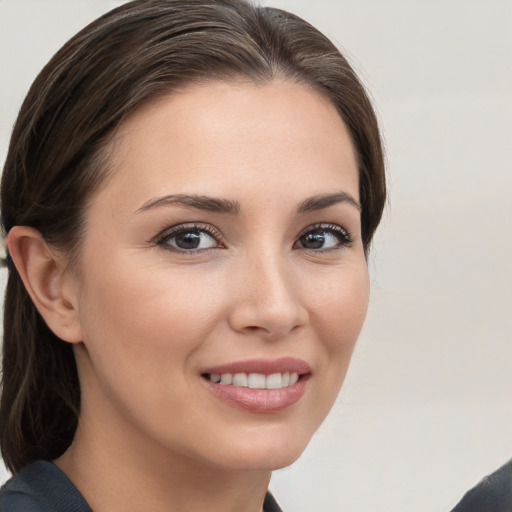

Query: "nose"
(227, 251), (309, 340)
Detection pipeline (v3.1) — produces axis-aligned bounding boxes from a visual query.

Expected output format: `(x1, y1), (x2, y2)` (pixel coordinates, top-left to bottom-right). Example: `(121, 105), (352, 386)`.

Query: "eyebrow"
(135, 190), (360, 216)
(297, 192), (361, 213)
(135, 194), (241, 215)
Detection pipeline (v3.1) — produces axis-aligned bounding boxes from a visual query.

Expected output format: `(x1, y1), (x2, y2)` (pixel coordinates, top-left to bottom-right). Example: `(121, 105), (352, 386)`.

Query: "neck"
(55, 409), (271, 512)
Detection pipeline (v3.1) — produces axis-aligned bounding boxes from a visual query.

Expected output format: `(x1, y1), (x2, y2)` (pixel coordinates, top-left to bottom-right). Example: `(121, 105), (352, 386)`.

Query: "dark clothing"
(450, 459), (512, 512)
(263, 492), (283, 512)
(0, 461), (91, 512)
(0, 460), (283, 512)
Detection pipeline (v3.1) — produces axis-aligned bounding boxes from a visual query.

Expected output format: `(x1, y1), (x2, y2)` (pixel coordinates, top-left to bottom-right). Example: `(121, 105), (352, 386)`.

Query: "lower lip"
(202, 376), (309, 413)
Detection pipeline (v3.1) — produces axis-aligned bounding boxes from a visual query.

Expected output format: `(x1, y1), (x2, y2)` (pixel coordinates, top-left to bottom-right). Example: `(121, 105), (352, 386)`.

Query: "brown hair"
(0, 0), (386, 473)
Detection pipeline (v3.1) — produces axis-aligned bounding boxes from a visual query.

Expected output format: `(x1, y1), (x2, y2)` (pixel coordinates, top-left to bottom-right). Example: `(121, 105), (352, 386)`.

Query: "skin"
(9, 80), (370, 512)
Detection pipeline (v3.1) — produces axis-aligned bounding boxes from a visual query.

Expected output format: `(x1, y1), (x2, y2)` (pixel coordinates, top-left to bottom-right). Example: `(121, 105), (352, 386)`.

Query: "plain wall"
(1, 1), (511, 511)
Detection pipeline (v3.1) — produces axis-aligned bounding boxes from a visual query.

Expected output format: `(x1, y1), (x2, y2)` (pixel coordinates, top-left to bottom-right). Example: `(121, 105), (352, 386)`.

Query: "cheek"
(73, 260), (230, 437)
(76, 259), (226, 376)
(309, 262), (370, 386)
(312, 262), (370, 342)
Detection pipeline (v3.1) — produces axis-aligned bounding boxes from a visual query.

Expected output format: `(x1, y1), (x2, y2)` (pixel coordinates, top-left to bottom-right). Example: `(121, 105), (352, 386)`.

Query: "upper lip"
(202, 357), (311, 376)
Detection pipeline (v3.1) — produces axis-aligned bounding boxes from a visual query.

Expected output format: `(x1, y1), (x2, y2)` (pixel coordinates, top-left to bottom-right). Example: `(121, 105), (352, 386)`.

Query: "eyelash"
(156, 223), (224, 253)
(155, 222), (353, 254)
(294, 223), (354, 252)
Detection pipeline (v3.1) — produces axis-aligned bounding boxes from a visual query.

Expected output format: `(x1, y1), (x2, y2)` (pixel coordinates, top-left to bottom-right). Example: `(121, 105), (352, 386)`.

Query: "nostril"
(227, 293), (309, 338)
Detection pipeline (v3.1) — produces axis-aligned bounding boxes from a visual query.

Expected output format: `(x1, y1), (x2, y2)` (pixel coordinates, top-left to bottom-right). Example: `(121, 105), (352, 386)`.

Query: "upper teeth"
(207, 372), (299, 389)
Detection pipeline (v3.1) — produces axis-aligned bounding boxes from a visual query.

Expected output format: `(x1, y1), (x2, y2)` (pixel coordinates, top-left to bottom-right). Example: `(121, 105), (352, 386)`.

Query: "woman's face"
(69, 80), (369, 472)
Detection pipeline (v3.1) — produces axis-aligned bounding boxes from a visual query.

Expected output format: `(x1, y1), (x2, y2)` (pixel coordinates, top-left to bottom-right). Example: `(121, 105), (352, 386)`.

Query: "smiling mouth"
(201, 371), (309, 413)
(200, 357), (310, 412)
(202, 372), (300, 389)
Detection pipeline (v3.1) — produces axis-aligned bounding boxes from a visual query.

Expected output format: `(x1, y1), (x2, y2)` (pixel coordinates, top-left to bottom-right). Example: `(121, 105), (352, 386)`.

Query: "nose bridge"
(228, 244), (308, 337)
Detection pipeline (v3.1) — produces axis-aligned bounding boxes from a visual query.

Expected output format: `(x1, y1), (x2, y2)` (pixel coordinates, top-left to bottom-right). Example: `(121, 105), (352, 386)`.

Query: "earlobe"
(6, 226), (83, 343)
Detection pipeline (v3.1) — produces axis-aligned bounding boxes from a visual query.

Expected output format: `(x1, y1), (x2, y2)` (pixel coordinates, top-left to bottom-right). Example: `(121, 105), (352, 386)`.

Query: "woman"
(0, 0), (385, 510)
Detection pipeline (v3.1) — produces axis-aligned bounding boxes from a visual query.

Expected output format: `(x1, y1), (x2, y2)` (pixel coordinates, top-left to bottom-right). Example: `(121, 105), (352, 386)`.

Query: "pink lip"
(200, 357), (311, 413)
(202, 357), (311, 376)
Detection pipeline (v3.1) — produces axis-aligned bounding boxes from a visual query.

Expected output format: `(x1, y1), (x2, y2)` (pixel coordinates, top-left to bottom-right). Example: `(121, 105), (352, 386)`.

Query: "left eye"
(295, 225), (352, 251)
(158, 226), (220, 252)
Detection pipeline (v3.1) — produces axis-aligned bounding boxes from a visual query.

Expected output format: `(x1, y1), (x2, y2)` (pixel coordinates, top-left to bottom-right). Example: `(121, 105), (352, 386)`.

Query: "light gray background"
(1, 1), (511, 511)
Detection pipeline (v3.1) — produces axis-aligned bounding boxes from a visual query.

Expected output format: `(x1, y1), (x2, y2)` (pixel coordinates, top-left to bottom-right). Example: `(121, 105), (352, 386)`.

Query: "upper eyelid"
(294, 223), (354, 248)
(298, 222), (350, 237)
(152, 221), (353, 246)
(155, 223), (224, 245)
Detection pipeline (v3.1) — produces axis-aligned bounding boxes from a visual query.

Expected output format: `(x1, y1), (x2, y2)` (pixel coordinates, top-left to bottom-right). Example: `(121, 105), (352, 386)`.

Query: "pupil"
(176, 232), (200, 249)
(302, 232), (325, 249)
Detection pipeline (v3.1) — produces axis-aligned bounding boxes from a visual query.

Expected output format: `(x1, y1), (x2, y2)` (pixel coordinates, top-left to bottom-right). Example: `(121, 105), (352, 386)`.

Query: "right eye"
(157, 224), (223, 253)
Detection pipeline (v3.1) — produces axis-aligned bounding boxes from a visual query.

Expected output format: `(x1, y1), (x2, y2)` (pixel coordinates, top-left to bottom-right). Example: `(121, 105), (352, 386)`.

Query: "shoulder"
(0, 461), (91, 512)
(264, 492), (283, 512)
(450, 459), (512, 512)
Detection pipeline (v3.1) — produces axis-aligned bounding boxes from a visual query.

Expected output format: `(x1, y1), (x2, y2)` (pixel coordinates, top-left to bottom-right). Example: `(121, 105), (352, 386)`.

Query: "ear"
(6, 226), (83, 343)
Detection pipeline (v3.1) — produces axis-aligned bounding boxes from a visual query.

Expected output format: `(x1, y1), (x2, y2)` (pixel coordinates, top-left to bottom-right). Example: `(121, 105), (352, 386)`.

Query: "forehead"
(93, 79), (359, 212)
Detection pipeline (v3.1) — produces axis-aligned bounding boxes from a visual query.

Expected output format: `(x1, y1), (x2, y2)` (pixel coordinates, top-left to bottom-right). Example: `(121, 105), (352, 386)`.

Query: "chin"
(203, 426), (314, 472)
